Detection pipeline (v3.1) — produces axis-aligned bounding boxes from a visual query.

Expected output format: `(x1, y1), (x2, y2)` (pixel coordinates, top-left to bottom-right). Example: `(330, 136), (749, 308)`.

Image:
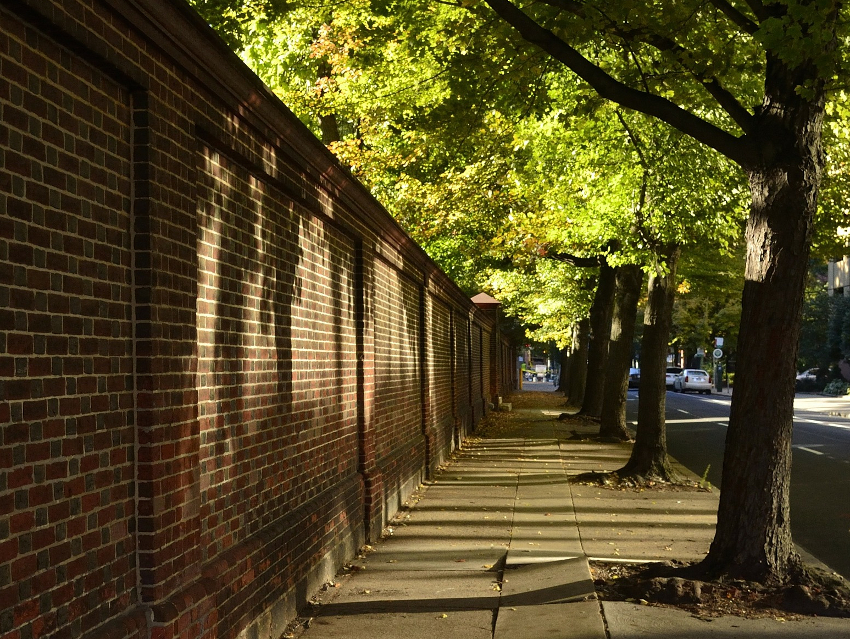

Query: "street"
(626, 390), (850, 580)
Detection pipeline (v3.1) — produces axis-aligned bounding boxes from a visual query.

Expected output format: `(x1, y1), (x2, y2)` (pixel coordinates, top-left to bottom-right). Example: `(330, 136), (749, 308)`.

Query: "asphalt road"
(626, 389), (850, 580)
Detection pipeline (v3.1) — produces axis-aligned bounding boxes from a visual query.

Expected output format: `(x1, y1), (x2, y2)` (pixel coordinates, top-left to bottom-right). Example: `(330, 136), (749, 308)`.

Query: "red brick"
(14, 598), (39, 626)
(0, 539), (17, 564)
(11, 553), (37, 581)
(7, 466), (33, 489)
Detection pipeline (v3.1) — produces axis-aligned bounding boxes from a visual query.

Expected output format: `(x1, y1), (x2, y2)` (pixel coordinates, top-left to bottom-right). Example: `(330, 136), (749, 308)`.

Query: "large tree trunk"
(621, 246), (680, 480)
(703, 61), (825, 584)
(566, 318), (589, 409)
(599, 264), (643, 439)
(579, 261), (616, 417)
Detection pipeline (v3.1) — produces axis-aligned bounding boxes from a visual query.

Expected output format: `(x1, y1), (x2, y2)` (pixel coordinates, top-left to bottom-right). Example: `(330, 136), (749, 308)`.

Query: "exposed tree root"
(592, 560), (850, 619)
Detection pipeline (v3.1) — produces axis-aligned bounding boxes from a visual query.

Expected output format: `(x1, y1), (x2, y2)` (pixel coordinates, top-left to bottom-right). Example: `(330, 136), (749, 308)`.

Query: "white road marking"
(793, 445), (825, 456)
(677, 409), (691, 415)
(795, 418), (850, 430)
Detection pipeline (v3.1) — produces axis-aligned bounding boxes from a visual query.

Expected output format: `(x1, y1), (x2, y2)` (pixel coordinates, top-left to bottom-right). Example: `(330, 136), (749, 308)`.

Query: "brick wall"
(0, 2), (516, 639)
(427, 295), (454, 466)
(453, 314), (473, 441)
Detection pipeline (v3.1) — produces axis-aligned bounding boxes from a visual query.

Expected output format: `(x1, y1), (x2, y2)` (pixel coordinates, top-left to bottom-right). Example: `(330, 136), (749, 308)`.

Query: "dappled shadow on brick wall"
(196, 138), (366, 638)
(372, 260), (424, 518)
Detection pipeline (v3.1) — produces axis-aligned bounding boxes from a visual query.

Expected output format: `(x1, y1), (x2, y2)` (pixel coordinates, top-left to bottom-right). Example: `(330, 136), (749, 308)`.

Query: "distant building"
(828, 257), (850, 296)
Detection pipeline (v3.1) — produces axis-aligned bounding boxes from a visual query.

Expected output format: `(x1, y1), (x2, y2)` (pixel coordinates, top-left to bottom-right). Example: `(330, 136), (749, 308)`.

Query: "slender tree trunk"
(703, 62), (826, 584)
(621, 246), (680, 479)
(600, 264), (643, 439)
(557, 348), (570, 394)
(579, 261), (616, 417)
(320, 113), (341, 145)
(566, 318), (589, 410)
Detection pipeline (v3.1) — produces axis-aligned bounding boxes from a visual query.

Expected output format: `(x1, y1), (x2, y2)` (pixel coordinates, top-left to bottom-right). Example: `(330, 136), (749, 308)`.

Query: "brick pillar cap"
(471, 292), (501, 310)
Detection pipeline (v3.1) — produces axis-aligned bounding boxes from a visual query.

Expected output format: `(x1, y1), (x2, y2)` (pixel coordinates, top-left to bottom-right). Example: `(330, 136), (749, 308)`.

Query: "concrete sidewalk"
(291, 393), (850, 639)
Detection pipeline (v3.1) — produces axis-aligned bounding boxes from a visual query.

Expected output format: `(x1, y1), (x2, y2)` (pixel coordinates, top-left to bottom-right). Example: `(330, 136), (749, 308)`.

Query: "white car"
(665, 367), (683, 389)
(796, 368), (819, 381)
(673, 369), (712, 394)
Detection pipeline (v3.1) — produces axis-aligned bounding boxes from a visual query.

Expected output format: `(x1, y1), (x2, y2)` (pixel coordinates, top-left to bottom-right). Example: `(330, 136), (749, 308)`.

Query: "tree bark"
(320, 113), (341, 145)
(599, 264), (643, 439)
(702, 57), (826, 584)
(557, 347), (570, 393)
(317, 59), (341, 145)
(579, 260), (616, 417)
(566, 318), (589, 409)
(621, 246), (680, 479)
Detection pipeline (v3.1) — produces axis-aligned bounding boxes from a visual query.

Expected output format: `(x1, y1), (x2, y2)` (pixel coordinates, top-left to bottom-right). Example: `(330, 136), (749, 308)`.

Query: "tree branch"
(537, 0), (755, 133)
(545, 252), (602, 267)
(616, 111), (648, 169)
(483, 0), (757, 166)
(741, 0), (769, 22)
(707, 0), (759, 35)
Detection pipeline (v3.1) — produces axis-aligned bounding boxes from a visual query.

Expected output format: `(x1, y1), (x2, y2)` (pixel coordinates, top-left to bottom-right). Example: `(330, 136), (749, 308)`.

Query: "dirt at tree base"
(508, 390), (567, 409)
(591, 560), (850, 620)
(570, 469), (709, 491)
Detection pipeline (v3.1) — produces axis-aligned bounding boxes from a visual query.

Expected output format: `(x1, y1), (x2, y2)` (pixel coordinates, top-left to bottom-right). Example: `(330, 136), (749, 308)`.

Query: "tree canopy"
(190, 0), (850, 586)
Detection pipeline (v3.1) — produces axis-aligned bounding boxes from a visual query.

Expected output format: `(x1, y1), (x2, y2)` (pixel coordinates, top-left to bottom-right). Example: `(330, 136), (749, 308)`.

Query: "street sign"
(713, 348), (723, 359)
(715, 337), (724, 347)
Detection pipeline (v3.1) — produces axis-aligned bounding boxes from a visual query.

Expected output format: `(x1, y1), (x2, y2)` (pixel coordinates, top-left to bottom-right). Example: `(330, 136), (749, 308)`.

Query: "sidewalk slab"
(326, 570), (501, 611)
(494, 600), (606, 639)
(603, 601), (850, 638)
(306, 610), (494, 639)
(505, 550), (582, 565)
(348, 545), (510, 572)
(500, 557), (596, 605)
(571, 487), (717, 562)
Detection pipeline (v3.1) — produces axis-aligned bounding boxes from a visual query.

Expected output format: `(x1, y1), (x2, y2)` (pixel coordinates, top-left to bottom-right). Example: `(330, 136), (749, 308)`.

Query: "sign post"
(712, 348), (724, 392)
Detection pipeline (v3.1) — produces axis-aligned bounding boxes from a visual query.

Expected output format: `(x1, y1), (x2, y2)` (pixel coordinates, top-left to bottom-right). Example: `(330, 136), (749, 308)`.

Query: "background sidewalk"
(289, 391), (850, 639)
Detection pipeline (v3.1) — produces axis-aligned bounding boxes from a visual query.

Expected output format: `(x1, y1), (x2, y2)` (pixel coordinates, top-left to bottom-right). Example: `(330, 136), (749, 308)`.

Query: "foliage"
(188, 0), (752, 347)
(797, 263), (833, 371)
(484, 259), (593, 348)
(822, 379), (850, 396)
(672, 243), (745, 360)
(825, 292), (850, 361)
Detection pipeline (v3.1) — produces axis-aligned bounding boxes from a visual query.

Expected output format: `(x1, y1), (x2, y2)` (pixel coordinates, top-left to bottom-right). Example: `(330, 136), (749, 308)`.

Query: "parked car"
(628, 368), (640, 388)
(665, 367), (683, 389)
(673, 368), (712, 394)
